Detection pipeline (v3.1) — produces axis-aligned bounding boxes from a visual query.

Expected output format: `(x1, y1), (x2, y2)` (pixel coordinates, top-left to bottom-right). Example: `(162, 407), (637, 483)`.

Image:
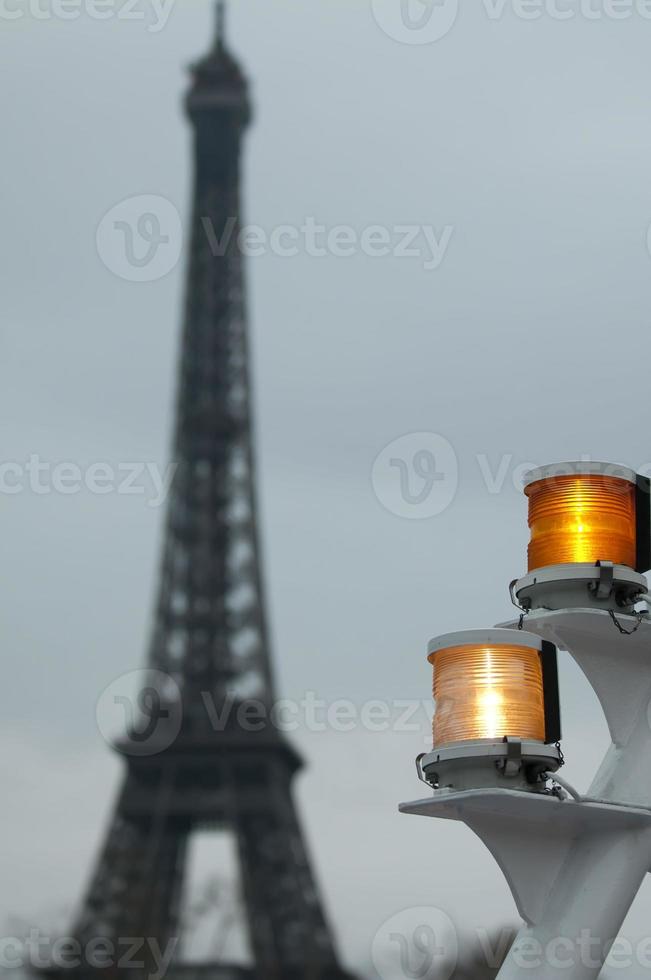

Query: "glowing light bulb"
(429, 642), (545, 746)
(525, 471), (636, 572)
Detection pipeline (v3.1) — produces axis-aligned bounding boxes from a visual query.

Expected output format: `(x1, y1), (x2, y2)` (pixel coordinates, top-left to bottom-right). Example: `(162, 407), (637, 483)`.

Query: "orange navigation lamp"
(428, 629), (560, 750)
(524, 464), (649, 574)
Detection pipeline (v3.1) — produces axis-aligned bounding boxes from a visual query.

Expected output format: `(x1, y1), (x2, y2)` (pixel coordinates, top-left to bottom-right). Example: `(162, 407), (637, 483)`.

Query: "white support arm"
(497, 609), (651, 980)
(401, 608), (651, 980)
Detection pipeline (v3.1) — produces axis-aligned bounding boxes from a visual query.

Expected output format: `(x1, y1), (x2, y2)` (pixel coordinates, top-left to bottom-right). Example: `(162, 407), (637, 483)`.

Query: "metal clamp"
(588, 561), (614, 600)
(509, 578), (531, 613)
(415, 753), (433, 787)
(496, 738), (523, 777)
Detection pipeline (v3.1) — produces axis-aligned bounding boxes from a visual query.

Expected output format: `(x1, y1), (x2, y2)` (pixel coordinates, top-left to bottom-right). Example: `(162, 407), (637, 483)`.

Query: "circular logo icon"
(96, 194), (183, 282)
(96, 668), (182, 756)
(372, 906), (458, 980)
(371, 0), (459, 44)
(372, 432), (458, 519)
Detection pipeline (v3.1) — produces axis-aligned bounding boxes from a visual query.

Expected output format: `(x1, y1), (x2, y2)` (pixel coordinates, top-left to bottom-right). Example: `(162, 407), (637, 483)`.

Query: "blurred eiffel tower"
(56, 6), (354, 979)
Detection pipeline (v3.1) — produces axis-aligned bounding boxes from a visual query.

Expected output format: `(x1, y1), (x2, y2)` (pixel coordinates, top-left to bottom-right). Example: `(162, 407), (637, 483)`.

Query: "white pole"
(496, 831), (651, 980)
(497, 608), (651, 980)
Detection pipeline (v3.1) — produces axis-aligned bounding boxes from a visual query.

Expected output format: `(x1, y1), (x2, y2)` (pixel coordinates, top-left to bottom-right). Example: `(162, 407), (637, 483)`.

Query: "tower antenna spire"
(215, 0), (226, 50)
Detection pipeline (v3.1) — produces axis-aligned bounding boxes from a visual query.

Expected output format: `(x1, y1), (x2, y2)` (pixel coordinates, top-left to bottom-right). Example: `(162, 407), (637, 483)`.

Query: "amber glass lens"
(525, 475), (636, 572)
(430, 644), (545, 746)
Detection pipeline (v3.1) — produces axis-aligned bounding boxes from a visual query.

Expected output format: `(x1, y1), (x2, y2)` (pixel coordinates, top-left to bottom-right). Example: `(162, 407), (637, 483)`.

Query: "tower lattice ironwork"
(64, 8), (353, 980)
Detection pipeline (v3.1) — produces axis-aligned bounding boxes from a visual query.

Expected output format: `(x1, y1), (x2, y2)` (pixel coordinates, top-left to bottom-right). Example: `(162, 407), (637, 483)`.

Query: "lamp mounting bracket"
(399, 789), (651, 926)
(588, 560), (614, 600)
(502, 608), (651, 807)
(496, 738), (523, 777)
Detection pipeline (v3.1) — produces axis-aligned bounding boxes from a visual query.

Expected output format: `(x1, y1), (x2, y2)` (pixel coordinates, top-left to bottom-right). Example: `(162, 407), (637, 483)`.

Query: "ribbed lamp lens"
(429, 643), (545, 746)
(525, 475), (636, 572)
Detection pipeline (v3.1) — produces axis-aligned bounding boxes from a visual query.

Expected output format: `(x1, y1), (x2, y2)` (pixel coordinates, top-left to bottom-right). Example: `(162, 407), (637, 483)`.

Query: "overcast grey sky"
(3, 0), (651, 976)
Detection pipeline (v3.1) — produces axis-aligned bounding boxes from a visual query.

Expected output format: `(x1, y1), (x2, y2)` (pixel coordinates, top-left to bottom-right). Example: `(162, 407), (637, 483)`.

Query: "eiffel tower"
(63, 7), (353, 979)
